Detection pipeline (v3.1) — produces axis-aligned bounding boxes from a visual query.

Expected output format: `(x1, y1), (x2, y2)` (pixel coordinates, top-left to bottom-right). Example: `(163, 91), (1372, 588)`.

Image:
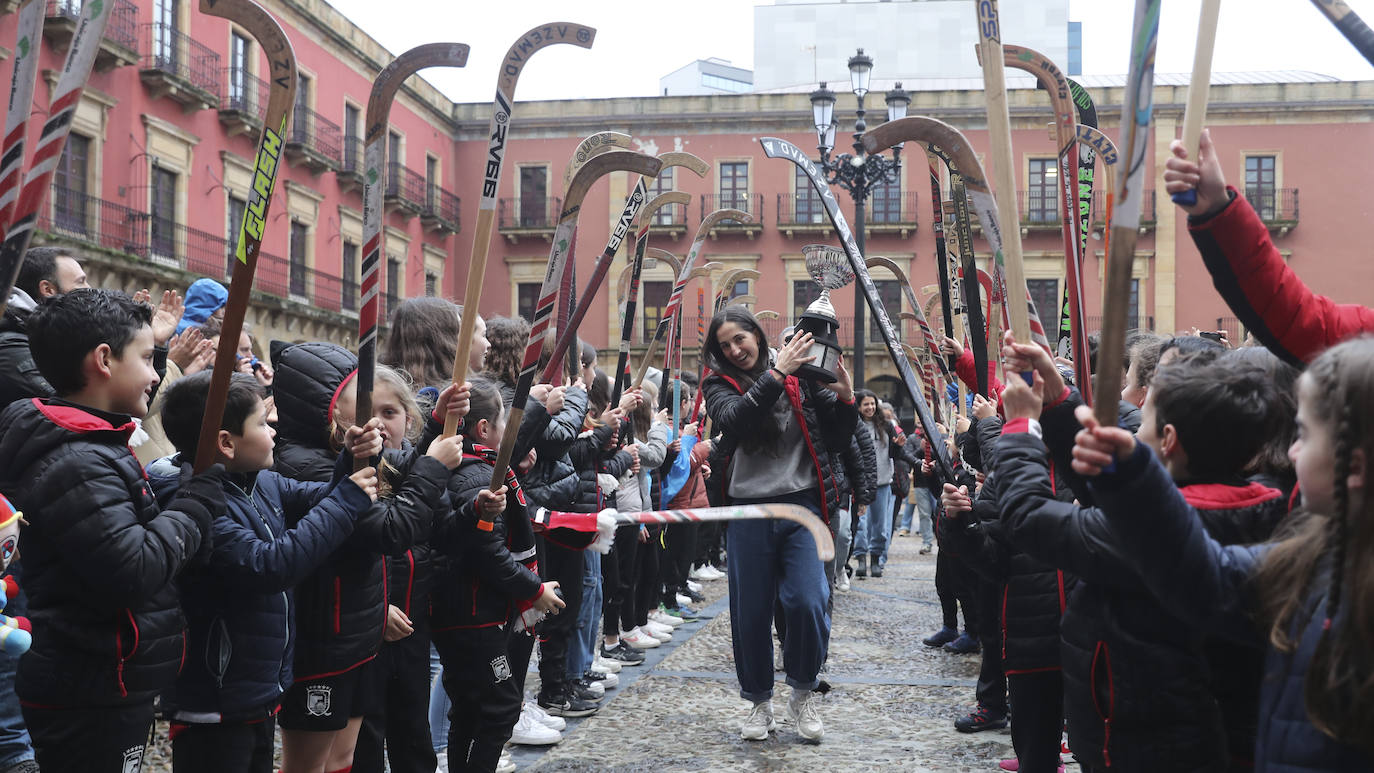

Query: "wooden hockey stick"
(1310, 0), (1374, 67)
(445, 23), (596, 438)
(1095, 0), (1160, 427)
(1172, 0), (1223, 206)
(563, 131), (634, 187)
(922, 286), (966, 419)
(1075, 123), (1119, 263)
(974, 0), (1034, 353)
(356, 44), (469, 467)
(609, 194), (690, 406)
(533, 503), (835, 561)
(759, 136), (954, 483)
(1003, 44), (1093, 403)
(867, 257), (954, 385)
(0, 0), (114, 318)
(928, 145), (990, 397)
(924, 147), (961, 376)
(193, 0), (296, 473)
(1065, 81), (1102, 360)
(543, 152), (707, 384)
(0, 0), (45, 236)
(486, 150), (660, 498)
(898, 315), (944, 425)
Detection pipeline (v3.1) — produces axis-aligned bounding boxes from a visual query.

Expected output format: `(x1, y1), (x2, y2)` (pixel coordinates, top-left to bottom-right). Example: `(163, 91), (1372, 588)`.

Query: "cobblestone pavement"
(143, 531), (1046, 772)
(515, 533), (1030, 773)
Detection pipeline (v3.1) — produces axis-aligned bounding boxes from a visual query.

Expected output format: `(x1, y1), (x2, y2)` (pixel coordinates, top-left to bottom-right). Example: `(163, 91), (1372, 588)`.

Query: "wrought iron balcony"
(384, 162), (426, 217)
(700, 193), (763, 238)
(1090, 189), (1157, 231)
(218, 68), (267, 137)
(337, 135), (365, 192)
(421, 184), (460, 234)
(45, 0), (138, 72)
(286, 105), (343, 173)
(498, 196), (561, 243)
(1245, 187), (1299, 233)
(139, 22), (219, 110)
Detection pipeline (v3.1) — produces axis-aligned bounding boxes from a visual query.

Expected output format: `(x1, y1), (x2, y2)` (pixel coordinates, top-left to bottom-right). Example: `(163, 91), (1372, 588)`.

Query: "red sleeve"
(1192, 187), (1374, 365)
(953, 348), (1005, 399)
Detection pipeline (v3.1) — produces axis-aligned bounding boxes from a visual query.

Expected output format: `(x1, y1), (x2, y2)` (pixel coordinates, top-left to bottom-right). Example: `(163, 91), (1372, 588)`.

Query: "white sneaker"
(837, 572), (851, 592)
(676, 593), (694, 607)
(436, 749), (449, 773)
(688, 566), (707, 581)
(686, 580), (703, 594)
(787, 689), (824, 742)
(510, 707), (563, 745)
(699, 565), (726, 580)
(642, 621), (673, 641)
(496, 748), (517, 773)
(593, 654), (622, 673)
(648, 609), (683, 628)
(523, 700), (566, 731)
(622, 628), (661, 649)
(578, 677), (605, 699)
(586, 668), (619, 688)
(740, 700), (777, 740)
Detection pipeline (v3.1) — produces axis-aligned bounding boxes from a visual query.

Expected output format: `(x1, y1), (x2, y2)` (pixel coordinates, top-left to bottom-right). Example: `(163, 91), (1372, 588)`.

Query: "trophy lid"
(801, 244), (855, 291)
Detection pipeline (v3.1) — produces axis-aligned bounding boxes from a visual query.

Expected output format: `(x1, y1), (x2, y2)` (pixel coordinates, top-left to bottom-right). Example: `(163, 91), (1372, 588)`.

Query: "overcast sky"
(321, 0), (1374, 104)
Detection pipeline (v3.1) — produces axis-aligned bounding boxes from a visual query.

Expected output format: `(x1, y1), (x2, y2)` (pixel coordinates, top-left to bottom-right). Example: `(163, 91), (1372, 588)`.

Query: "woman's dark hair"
(855, 388), (888, 445)
(587, 368), (610, 417)
(1128, 333), (1166, 389)
(1223, 346), (1298, 484)
(161, 371), (264, 456)
(629, 381), (658, 442)
(465, 377), (505, 438)
(381, 297), (461, 389)
(580, 340), (597, 370)
(702, 305), (780, 452)
(1251, 337), (1374, 753)
(481, 316), (529, 389)
(1158, 334), (1225, 366)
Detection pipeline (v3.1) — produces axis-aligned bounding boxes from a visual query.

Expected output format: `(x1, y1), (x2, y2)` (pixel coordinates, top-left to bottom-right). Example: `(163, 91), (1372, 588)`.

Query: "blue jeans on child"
(566, 550), (602, 682)
(854, 484), (896, 567)
(0, 564), (33, 769)
(726, 491), (830, 702)
(428, 646), (449, 753)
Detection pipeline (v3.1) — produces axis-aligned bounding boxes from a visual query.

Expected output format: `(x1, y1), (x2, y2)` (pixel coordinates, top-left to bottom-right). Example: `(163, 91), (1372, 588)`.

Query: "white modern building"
(659, 58), (755, 96)
(752, 0), (1074, 92)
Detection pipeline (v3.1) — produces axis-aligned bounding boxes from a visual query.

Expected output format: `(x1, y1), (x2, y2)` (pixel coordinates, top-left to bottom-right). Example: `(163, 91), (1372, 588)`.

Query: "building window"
(153, 0), (179, 67)
(1245, 155), (1277, 220)
(53, 133), (90, 234)
(701, 72), (750, 93)
(792, 279), (819, 322)
(516, 282), (540, 323)
(719, 162), (749, 212)
(387, 131), (402, 193)
(519, 166), (549, 226)
(869, 279), (903, 340)
(226, 194), (246, 276)
(1026, 278), (1060, 348)
(343, 103), (361, 172)
(793, 165), (824, 224)
(1027, 158), (1058, 223)
(871, 176), (902, 223)
(228, 31), (250, 112)
(1128, 278), (1141, 329)
(641, 280), (671, 344)
(288, 220), (308, 298)
(385, 256), (401, 321)
(150, 164), (178, 259)
(647, 167), (676, 225)
(425, 272), (437, 296)
(341, 240), (358, 312)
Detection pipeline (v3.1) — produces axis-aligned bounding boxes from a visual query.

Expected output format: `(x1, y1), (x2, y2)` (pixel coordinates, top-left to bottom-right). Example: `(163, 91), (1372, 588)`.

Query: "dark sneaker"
(601, 641), (647, 664)
(662, 604), (699, 621)
(684, 588), (706, 604)
(870, 560), (884, 578)
(919, 545), (932, 555)
(855, 554), (868, 578)
(954, 705), (1008, 733)
(572, 678), (604, 702)
(538, 688), (600, 718)
(943, 632), (980, 654)
(922, 626), (959, 648)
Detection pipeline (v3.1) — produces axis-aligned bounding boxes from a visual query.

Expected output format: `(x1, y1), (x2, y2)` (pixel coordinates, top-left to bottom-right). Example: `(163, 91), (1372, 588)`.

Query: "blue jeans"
(0, 565), (32, 767)
(917, 489), (935, 547)
(899, 500), (917, 532)
(726, 492), (830, 702)
(855, 484), (896, 566)
(428, 645), (449, 752)
(566, 550), (602, 681)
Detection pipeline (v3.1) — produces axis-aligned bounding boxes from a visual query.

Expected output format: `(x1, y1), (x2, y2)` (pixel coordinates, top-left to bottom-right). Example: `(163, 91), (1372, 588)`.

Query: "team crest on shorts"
(121, 743), (145, 773)
(490, 655), (512, 682)
(306, 684), (332, 716)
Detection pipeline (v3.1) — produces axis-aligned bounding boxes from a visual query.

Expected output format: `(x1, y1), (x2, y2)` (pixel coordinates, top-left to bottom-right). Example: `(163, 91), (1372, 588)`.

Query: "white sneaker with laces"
(688, 566), (707, 581)
(523, 700), (566, 731)
(586, 668), (619, 688)
(837, 572), (851, 592)
(496, 748), (517, 773)
(686, 580), (703, 594)
(593, 654), (622, 673)
(699, 565), (726, 580)
(436, 749), (449, 773)
(648, 610), (683, 628)
(740, 699), (776, 740)
(622, 628), (661, 649)
(787, 689), (824, 742)
(676, 593), (694, 607)
(642, 620), (673, 641)
(510, 707), (562, 745)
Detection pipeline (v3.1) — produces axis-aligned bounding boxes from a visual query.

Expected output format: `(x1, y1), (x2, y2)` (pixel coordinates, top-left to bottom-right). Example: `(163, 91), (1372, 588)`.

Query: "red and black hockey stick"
(609, 193), (689, 407)
(0, 0), (45, 237)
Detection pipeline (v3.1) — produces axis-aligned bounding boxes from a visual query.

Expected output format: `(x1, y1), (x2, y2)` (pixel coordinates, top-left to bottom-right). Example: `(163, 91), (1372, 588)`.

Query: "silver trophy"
(795, 245), (855, 382)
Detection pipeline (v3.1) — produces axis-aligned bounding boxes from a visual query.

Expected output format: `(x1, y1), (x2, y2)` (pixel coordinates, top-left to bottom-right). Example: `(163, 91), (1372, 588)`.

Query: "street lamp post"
(808, 49), (909, 391)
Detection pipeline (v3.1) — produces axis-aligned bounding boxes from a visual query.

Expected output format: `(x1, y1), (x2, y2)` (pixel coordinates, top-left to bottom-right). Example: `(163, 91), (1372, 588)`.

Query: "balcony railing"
(385, 162), (426, 214)
(39, 183), (350, 313)
(337, 135), (365, 190)
(47, 0), (139, 69)
(498, 196), (561, 229)
(1245, 187), (1299, 229)
(219, 68), (268, 133)
(1019, 189), (1064, 227)
(286, 105), (343, 170)
(700, 193), (762, 225)
(776, 193), (832, 227)
(139, 22), (220, 106)
(1090, 190), (1157, 227)
(421, 184), (460, 233)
